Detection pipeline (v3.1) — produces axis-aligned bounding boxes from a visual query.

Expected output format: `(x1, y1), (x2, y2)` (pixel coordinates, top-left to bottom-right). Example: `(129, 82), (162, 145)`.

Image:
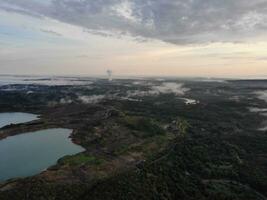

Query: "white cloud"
(234, 11), (267, 31)
(2, 0), (267, 44)
(111, 0), (140, 24)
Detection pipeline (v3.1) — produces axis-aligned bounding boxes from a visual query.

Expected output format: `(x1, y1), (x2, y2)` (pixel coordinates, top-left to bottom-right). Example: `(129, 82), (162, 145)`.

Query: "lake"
(0, 128), (84, 182)
(0, 112), (38, 128)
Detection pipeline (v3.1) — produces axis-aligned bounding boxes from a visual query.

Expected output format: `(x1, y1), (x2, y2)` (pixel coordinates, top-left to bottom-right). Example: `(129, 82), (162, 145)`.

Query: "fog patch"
(127, 90), (157, 97)
(152, 83), (189, 95)
(249, 105), (267, 131)
(82, 85), (94, 90)
(131, 80), (159, 86)
(78, 95), (105, 104)
(259, 125), (267, 132)
(248, 107), (267, 113)
(192, 78), (228, 83)
(120, 97), (142, 102)
(60, 98), (73, 104)
(132, 81), (143, 85)
(179, 98), (199, 105)
(254, 90), (267, 103)
(127, 82), (189, 98)
(229, 96), (240, 102)
(155, 78), (165, 81)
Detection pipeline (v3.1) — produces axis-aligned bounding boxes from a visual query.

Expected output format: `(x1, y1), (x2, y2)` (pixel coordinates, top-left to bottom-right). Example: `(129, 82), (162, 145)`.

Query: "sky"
(0, 0), (267, 78)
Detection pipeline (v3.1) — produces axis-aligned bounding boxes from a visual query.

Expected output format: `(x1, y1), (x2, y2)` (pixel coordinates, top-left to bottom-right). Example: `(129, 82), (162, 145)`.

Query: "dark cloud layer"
(1, 0), (267, 44)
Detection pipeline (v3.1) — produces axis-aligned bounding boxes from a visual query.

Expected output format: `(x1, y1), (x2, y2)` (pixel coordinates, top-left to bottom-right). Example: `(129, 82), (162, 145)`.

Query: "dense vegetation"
(0, 79), (267, 200)
(120, 115), (165, 137)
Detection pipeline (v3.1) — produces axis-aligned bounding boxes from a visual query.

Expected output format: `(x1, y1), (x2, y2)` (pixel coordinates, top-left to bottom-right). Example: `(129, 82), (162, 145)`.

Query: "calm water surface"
(0, 128), (84, 182)
(0, 112), (38, 128)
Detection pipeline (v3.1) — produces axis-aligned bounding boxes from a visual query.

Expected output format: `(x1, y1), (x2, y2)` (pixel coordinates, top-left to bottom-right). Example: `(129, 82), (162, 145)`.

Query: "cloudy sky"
(0, 0), (267, 78)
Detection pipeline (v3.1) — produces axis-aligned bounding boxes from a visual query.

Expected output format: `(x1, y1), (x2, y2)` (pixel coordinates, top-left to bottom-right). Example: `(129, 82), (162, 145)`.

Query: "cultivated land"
(0, 78), (267, 200)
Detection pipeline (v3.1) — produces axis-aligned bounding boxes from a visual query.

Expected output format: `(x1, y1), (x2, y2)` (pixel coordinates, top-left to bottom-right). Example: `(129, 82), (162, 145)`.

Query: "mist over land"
(1, 0), (267, 199)
(0, 75), (267, 199)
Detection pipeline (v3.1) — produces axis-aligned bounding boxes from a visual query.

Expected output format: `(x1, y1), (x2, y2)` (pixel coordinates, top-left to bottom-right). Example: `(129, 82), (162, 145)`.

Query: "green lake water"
(0, 127), (84, 182)
(0, 112), (38, 128)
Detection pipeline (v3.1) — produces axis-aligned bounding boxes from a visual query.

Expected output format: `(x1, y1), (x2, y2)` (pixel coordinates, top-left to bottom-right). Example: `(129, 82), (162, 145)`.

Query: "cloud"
(0, 2), (44, 18)
(40, 29), (62, 37)
(1, 0), (267, 44)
